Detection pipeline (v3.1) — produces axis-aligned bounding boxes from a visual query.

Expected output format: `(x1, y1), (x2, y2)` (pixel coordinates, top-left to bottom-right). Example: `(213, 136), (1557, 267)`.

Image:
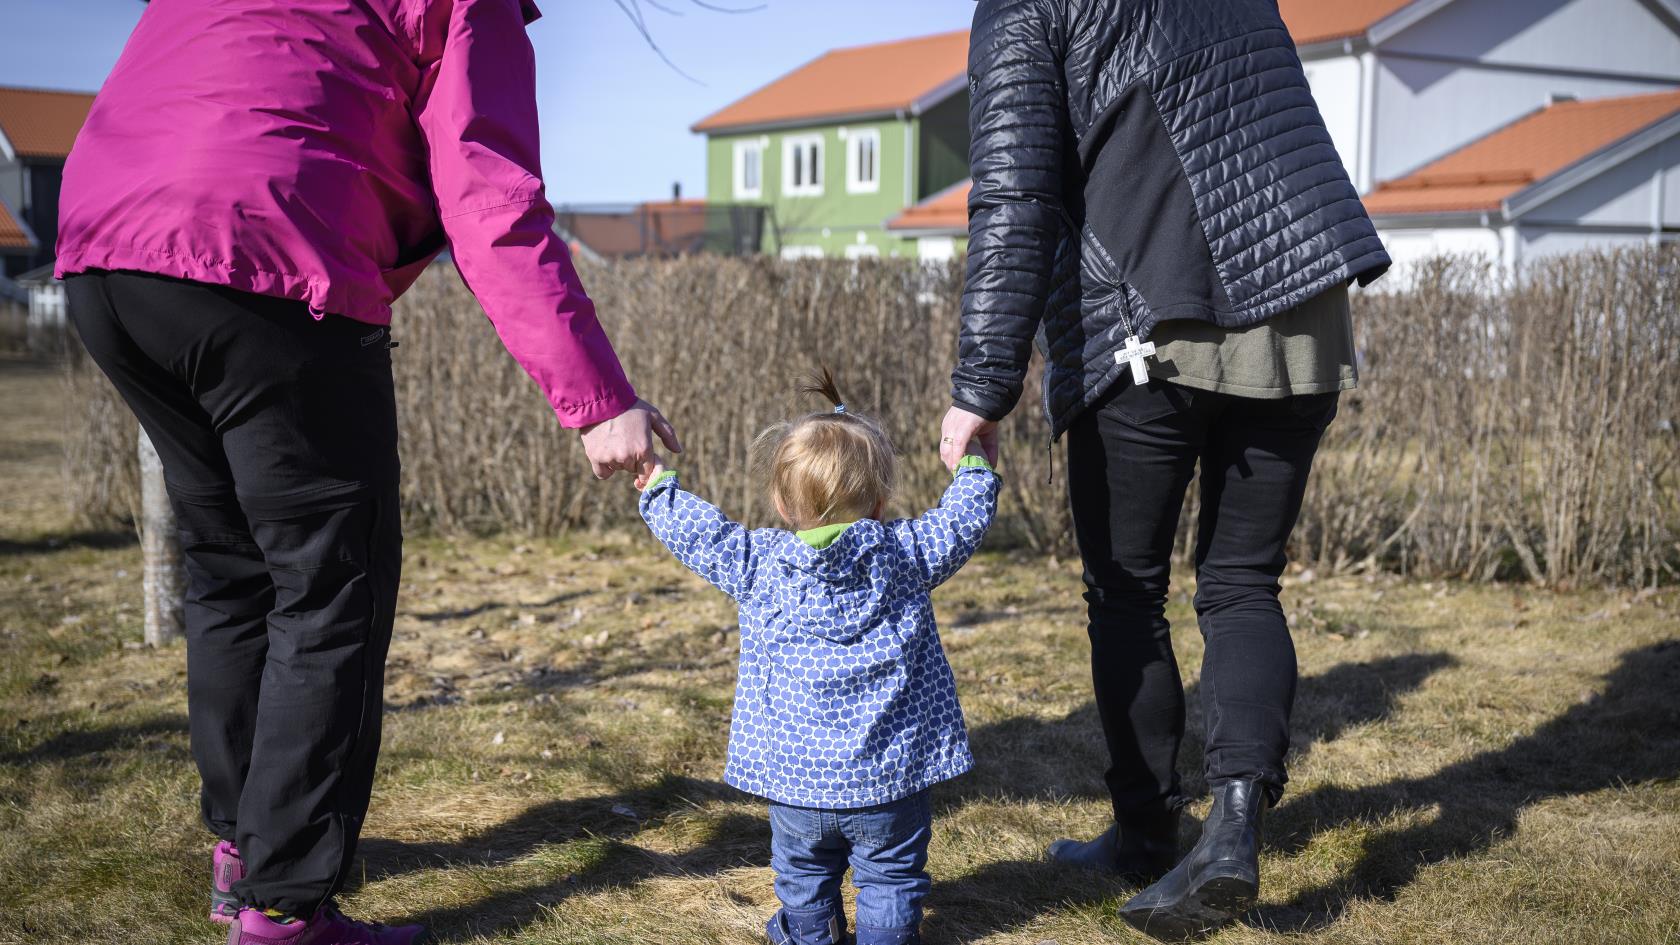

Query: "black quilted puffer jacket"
(953, 0), (1391, 436)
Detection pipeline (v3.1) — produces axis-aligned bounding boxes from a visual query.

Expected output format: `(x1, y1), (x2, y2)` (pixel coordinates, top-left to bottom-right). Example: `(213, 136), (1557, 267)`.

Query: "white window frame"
(782, 134), (825, 197)
(844, 127), (881, 194)
(733, 139), (765, 200)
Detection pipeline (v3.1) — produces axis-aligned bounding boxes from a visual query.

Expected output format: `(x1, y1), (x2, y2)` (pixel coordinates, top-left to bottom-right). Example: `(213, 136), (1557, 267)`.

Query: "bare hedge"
(65, 247), (1679, 587)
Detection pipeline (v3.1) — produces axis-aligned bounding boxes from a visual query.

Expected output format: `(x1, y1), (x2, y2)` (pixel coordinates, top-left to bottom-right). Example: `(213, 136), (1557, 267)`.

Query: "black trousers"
(67, 271), (401, 918)
(1066, 376), (1338, 823)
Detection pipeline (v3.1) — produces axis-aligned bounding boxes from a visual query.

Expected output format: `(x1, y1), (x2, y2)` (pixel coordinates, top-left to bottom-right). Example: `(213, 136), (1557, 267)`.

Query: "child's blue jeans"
(766, 790), (931, 945)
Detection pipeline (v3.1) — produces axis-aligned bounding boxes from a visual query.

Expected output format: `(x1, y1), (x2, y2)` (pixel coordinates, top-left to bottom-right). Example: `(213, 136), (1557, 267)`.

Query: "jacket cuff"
(950, 390), (1009, 424)
(552, 379), (638, 429)
(641, 469), (677, 493)
(955, 454), (996, 475)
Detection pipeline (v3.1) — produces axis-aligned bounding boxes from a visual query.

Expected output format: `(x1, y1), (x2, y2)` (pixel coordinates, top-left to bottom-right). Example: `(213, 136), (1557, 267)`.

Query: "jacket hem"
(56, 242), (395, 325)
(726, 755), (973, 810)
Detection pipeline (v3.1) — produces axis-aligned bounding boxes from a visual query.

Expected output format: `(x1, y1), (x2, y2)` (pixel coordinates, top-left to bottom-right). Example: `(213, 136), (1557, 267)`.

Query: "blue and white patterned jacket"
(638, 461), (1000, 809)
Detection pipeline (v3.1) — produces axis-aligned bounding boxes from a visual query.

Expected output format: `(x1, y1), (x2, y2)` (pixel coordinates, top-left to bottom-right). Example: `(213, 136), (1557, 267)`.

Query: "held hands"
(579, 398), (681, 481)
(939, 405), (1000, 471)
(633, 457), (666, 492)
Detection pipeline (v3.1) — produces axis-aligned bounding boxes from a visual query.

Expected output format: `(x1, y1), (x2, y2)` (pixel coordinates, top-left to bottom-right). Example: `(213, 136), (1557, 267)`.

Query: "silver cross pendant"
(1116, 334), (1156, 385)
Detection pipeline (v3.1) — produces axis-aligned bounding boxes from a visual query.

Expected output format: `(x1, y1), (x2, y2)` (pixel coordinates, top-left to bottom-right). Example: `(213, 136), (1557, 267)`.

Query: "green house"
(692, 30), (973, 262)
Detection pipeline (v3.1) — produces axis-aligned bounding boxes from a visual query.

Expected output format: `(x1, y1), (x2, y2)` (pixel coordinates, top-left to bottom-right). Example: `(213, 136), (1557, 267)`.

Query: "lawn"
(1, 355), (1677, 945)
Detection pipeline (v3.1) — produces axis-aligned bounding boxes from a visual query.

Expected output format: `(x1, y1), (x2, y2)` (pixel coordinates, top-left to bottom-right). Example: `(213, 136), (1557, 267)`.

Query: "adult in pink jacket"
(56, 1), (675, 942)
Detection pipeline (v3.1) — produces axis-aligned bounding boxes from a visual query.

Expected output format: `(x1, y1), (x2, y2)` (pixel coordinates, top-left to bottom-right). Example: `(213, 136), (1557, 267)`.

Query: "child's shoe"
(211, 841), (244, 924)
(766, 907), (848, 945)
(226, 906), (424, 945)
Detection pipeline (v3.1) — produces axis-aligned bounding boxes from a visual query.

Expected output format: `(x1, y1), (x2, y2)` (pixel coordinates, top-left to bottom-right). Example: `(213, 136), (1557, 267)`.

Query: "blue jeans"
(766, 790), (931, 945)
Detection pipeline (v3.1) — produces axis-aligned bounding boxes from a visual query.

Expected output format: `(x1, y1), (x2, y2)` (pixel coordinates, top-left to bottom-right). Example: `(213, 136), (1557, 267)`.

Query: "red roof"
(0, 86), (95, 160)
(555, 200), (711, 259)
(1364, 90), (1680, 215)
(694, 7), (1441, 135)
(1278, 0), (1418, 46)
(887, 180), (970, 232)
(693, 31), (969, 134)
(0, 197), (34, 252)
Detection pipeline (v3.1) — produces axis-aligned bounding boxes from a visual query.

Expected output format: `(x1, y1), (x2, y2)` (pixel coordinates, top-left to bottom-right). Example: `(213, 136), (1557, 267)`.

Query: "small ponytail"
(799, 365), (845, 413)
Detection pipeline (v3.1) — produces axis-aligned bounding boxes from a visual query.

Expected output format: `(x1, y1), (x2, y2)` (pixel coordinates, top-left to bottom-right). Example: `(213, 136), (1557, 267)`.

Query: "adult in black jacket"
(938, 0), (1389, 938)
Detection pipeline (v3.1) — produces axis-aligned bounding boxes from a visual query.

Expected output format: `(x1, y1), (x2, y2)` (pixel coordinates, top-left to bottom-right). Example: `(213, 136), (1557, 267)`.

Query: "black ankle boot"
(1046, 809), (1180, 883)
(1118, 779), (1266, 940)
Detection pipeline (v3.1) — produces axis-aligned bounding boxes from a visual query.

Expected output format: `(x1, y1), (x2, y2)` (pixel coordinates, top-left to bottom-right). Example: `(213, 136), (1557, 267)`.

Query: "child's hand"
(634, 454), (666, 491)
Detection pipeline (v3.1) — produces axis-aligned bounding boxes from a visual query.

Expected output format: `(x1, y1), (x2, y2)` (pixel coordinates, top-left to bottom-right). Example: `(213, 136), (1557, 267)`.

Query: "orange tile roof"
(887, 179), (970, 232)
(0, 86), (95, 160)
(693, 30), (970, 134)
(694, 9), (1437, 134)
(1364, 90), (1680, 215)
(0, 197), (34, 252)
(1278, 0), (1419, 46)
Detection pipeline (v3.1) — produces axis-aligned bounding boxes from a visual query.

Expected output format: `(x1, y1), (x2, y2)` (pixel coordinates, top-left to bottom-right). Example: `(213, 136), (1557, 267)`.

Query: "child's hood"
(766, 520), (902, 644)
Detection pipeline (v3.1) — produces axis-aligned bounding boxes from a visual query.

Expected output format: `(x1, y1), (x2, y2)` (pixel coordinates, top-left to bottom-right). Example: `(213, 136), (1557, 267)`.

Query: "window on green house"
(846, 128), (880, 194)
(783, 134), (823, 197)
(734, 139), (764, 200)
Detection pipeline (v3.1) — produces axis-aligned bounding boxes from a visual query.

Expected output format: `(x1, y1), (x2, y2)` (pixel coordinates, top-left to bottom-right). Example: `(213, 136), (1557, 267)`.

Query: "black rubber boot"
(1118, 779), (1266, 940)
(1046, 810), (1180, 883)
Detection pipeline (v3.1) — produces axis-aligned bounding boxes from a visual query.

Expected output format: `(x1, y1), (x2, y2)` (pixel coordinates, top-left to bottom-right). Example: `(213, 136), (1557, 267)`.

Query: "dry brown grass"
(5, 357), (1680, 945)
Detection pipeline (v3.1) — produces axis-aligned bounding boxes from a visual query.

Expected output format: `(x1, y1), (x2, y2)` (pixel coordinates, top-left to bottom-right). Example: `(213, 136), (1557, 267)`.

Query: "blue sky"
(0, 0), (978, 204)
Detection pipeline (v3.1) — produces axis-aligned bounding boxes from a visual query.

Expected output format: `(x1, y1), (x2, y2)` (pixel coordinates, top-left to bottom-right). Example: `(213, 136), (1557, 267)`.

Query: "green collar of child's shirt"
(956, 455), (995, 474)
(796, 521), (855, 549)
(642, 468), (678, 492)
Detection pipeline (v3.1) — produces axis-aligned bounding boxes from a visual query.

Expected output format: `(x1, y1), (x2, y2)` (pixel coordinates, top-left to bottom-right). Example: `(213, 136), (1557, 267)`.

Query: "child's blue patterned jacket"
(638, 460), (999, 809)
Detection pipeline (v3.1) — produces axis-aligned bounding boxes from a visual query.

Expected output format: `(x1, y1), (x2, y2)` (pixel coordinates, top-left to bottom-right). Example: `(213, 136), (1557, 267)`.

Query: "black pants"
(67, 271), (401, 918)
(1066, 376), (1338, 822)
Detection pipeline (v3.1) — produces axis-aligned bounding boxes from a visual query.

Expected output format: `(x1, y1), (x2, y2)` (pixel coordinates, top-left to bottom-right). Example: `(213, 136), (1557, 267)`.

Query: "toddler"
(636, 371), (999, 945)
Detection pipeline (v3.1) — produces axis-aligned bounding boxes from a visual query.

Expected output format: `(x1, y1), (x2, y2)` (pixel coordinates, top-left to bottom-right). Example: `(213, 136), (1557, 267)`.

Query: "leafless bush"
(391, 256), (1063, 546)
(63, 248), (1678, 586)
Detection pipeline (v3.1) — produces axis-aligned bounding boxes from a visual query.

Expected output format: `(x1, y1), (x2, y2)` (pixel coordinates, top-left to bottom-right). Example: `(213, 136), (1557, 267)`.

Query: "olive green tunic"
(1148, 284), (1356, 398)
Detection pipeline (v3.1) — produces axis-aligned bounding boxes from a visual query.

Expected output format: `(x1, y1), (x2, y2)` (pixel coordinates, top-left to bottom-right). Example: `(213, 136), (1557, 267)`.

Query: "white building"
(1293, 0), (1680, 270)
(1363, 90), (1680, 271)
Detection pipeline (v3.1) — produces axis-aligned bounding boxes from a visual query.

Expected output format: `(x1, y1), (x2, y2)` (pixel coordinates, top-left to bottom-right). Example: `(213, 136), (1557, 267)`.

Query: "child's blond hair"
(754, 368), (896, 531)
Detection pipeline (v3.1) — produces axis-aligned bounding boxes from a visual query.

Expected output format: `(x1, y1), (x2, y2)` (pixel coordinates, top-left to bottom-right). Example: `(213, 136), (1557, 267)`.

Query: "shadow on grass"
(921, 652), (1455, 942)
(356, 774), (766, 943)
(0, 528), (136, 557)
(0, 714), (188, 767)
(1253, 640), (1680, 933)
(410, 591), (587, 624)
(951, 651), (1456, 808)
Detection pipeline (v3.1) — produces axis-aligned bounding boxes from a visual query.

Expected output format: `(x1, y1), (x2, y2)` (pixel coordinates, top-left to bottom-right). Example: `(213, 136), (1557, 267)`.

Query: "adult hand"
(579, 398), (681, 480)
(939, 405), (999, 471)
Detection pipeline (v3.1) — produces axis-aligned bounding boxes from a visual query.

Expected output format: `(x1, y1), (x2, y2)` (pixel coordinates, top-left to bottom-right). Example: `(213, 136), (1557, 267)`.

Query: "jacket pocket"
(1068, 224), (1135, 362)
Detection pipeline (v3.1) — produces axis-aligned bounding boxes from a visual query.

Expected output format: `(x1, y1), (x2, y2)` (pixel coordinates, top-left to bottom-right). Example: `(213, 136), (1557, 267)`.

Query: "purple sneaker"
(226, 906), (424, 945)
(211, 842), (244, 924)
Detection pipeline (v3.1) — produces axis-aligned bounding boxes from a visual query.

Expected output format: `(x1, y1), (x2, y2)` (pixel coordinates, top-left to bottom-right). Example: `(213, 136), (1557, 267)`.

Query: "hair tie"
(834, 403), (847, 415)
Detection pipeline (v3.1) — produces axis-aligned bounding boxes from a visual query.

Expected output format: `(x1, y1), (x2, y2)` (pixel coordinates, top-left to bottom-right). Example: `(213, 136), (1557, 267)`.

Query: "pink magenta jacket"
(56, 0), (636, 428)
